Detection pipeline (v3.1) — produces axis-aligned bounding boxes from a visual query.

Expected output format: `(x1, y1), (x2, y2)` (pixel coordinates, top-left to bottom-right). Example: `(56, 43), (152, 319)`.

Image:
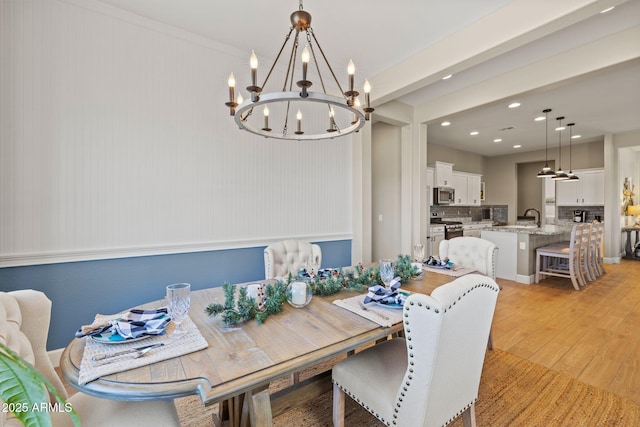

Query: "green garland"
(204, 254), (420, 326)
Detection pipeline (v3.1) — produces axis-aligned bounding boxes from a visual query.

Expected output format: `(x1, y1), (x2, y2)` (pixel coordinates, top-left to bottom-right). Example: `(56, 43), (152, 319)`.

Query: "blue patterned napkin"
(364, 277), (406, 305)
(76, 308), (170, 339)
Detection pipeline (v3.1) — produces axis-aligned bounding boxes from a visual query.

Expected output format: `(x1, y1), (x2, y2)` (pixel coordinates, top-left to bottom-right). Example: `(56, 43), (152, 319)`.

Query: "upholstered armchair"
(0, 290), (181, 427)
(332, 274), (500, 427)
(264, 239), (322, 280)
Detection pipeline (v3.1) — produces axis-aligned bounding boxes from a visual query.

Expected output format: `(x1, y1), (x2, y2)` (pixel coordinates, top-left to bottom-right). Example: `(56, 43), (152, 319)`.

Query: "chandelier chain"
(309, 30), (348, 101)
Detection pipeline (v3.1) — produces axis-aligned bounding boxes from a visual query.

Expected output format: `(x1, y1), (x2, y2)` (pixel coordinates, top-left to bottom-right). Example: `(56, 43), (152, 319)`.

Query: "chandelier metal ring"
(235, 91), (365, 140)
(225, 1), (373, 141)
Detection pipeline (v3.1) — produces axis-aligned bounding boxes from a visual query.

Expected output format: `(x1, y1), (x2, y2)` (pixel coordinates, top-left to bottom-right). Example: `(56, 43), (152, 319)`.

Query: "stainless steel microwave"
(434, 187), (455, 205)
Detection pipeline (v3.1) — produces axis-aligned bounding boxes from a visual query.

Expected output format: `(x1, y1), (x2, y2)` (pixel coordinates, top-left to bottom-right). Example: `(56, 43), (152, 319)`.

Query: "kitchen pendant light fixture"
(565, 122), (579, 182)
(537, 108), (556, 178)
(551, 116), (569, 181)
(225, 0), (373, 140)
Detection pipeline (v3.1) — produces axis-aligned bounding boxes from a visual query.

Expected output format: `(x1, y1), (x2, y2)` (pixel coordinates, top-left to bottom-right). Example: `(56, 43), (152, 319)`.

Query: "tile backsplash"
(430, 205), (508, 224)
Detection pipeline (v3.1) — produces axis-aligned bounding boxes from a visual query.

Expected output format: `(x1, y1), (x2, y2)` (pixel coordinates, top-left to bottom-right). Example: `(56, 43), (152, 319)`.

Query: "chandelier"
(551, 116), (569, 181)
(536, 108), (556, 178)
(225, 1), (373, 140)
(565, 122), (579, 181)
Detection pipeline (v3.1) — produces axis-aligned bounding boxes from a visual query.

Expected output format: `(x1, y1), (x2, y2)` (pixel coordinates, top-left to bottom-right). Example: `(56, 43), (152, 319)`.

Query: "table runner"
(78, 314), (208, 385)
(333, 293), (404, 327)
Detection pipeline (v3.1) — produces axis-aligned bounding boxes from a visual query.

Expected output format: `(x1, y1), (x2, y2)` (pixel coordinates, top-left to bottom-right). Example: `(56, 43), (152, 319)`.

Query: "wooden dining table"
(60, 269), (458, 426)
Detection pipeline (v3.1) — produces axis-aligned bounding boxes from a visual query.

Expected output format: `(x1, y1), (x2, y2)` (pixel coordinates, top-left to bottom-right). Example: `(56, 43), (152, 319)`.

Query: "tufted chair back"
(332, 274), (500, 426)
(439, 236), (498, 279)
(264, 240), (322, 280)
(0, 290), (68, 427)
(1, 290), (182, 427)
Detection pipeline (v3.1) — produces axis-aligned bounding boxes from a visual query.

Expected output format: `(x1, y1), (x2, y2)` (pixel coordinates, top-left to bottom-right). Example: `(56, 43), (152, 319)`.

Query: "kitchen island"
(482, 225), (572, 283)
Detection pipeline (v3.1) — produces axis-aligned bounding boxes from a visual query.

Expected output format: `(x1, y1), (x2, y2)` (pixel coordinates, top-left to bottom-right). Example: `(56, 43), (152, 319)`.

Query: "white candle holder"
(287, 281), (313, 308)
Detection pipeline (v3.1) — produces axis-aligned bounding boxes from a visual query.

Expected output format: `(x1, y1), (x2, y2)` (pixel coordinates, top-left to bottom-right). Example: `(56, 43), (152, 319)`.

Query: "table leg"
(625, 230), (632, 256)
(246, 388), (273, 427)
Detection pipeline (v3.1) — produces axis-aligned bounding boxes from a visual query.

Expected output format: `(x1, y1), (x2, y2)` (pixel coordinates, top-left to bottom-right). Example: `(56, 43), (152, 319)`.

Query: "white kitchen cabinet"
(467, 174), (482, 205)
(452, 171), (482, 206)
(427, 225), (445, 257)
(427, 161), (454, 187)
(452, 172), (467, 205)
(556, 169), (604, 206)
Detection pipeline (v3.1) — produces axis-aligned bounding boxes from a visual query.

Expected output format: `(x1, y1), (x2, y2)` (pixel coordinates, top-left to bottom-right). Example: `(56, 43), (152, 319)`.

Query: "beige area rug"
(176, 349), (640, 426)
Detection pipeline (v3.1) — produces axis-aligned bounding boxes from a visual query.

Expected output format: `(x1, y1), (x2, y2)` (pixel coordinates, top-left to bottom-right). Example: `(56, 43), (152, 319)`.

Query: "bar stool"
(535, 224), (583, 290)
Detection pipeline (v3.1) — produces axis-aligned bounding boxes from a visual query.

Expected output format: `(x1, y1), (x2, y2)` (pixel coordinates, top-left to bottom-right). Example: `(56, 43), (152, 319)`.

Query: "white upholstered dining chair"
(439, 236), (498, 280)
(0, 290), (181, 427)
(264, 239), (322, 280)
(439, 236), (498, 349)
(332, 274), (500, 427)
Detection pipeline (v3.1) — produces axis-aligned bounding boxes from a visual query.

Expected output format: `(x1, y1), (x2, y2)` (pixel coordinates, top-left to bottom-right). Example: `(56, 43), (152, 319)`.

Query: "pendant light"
(536, 108), (556, 178)
(551, 116), (569, 180)
(565, 123), (579, 182)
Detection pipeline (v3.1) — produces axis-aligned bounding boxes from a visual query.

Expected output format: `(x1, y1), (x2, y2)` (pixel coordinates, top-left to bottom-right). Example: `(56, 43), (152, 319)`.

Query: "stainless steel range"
(430, 218), (463, 239)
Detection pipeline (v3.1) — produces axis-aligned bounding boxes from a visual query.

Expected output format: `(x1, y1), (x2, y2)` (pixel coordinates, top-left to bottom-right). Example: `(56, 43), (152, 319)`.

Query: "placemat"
(333, 293), (404, 328)
(78, 314), (208, 385)
(422, 265), (477, 277)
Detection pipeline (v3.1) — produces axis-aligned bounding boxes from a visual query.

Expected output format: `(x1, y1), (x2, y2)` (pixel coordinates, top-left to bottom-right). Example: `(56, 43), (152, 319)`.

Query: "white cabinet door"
(452, 172), (482, 205)
(555, 179), (579, 205)
(452, 172), (467, 205)
(428, 162), (454, 187)
(467, 175), (481, 206)
(581, 170), (604, 205)
(556, 169), (604, 206)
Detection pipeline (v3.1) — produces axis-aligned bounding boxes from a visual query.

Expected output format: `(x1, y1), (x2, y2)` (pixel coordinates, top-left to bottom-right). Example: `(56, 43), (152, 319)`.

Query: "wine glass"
(166, 283), (191, 335)
(413, 243), (425, 263)
(379, 259), (394, 288)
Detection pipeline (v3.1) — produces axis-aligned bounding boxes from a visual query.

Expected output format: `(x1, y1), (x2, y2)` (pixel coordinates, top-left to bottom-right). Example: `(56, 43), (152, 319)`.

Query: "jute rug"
(175, 349), (640, 426)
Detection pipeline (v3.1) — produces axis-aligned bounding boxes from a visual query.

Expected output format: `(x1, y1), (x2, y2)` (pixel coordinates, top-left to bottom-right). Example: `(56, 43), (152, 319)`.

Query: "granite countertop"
(488, 224), (573, 235)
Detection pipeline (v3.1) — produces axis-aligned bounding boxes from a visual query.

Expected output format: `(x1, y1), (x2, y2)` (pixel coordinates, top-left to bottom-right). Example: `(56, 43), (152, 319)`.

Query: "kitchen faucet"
(523, 208), (541, 228)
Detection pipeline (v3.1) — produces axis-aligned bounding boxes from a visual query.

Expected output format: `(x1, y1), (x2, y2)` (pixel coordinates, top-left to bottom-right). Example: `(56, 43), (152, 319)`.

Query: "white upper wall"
(0, 0), (353, 267)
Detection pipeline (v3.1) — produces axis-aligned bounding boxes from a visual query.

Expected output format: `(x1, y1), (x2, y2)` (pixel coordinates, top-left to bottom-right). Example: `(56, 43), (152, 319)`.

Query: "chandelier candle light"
(225, 0), (374, 140)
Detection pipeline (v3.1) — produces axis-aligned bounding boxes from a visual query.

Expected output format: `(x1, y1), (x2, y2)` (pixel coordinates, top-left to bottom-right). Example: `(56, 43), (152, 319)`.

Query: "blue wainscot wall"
(0, 240), (351, 350)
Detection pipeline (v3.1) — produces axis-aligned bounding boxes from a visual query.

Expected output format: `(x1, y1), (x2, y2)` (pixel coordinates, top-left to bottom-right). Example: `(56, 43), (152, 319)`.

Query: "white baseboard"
(516, 274), (534, 284)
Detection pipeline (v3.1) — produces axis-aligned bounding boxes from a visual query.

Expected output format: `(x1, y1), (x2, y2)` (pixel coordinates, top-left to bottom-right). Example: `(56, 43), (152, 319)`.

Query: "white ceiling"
(96, 0), (640, 157)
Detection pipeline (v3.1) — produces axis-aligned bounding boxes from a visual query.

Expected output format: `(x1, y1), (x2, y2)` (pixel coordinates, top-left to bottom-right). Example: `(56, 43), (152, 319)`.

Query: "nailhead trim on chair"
(392, 282), (496, 426)
(335, 281), (497, 427)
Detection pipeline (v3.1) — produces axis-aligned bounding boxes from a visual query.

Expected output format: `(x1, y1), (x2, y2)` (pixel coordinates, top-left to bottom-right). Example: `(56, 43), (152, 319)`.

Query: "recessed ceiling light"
(508, 102), (521, 109)
(555, 126), (565, 131)
(572, 134), (581, 139)
(494, 138), (502, 143)
(534, 116), (545, 121)
(441, 121), (451, 126)
(442, 74), (453, 80)
(513, 145), (522, 148)
(470, 131), (479, 136)
(600, 6), (615, 13)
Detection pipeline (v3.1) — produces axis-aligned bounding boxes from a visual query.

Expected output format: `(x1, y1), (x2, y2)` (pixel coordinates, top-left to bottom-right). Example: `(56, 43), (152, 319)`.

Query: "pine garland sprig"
(394, 254), (421, 283)
(205, 281), (288, 326)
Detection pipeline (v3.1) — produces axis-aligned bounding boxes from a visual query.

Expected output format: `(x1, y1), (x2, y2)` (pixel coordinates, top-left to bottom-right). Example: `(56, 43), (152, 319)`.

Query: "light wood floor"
(491, 259), (640, 406)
